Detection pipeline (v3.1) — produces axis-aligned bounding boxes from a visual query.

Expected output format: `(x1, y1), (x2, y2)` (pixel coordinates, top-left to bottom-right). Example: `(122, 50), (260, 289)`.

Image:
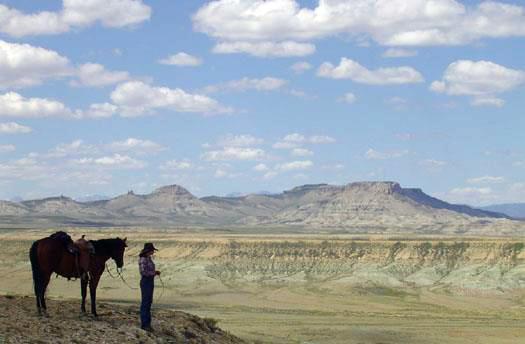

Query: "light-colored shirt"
(138, 256), (155, 277)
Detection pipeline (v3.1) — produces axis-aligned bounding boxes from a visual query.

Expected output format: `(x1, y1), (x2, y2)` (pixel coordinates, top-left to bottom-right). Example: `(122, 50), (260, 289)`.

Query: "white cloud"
(0, 122), (32, 134)
(450, 187), (492, 196)
(0, 0), (151, 37)
(0, 40), (73, 89)
(110, 81), (232, 116)
(46, 139), (95, 158)
(71, 154), (145, 169)
(204, 77), (287, 93)
(0, 92), (75, 119)
(276, 160), (313, 172)
(365, 148), (409, 160)
(467, 176), (505, 184)
(72, 63), (129, 87)
(193, 0), (525, 49)
(253, 163), (269, 172)
(214, 165), (241, 179)
(340, 92), (357, 104)
(318, 58), (423, 84)
(273, 141), (298, 149)
(419, 159), (446, 170)
(107, 138), (166, 154)
(212, 41), (315, 57)
(162, 160), (194, 170)
(217, 134), (264, 147)
(82, 103), (118, 118)
(283, 133), (305, 143)
(382, 48), (418, 58)
(158, 52), (203, 66)
(0, 144), (15, 153)
(470, 96), (504, 107)
(291, 148), (313, 156)
(309, 135), (336, 144)
(275, 134), (335, 148)
(202, 147), (266, 161)
(291, 61), (312, 73)
(431, 60), (525, 106)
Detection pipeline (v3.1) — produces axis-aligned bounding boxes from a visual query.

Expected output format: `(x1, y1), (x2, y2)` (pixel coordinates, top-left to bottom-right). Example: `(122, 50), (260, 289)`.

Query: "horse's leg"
(81, 277), (88, 313)
(40, 272), (51, 316)
(89, 273), (101, 317)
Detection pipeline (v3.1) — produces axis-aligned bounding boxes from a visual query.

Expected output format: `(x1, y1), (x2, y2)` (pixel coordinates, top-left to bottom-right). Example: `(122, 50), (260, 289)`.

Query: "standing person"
(138, 242), (160, 331)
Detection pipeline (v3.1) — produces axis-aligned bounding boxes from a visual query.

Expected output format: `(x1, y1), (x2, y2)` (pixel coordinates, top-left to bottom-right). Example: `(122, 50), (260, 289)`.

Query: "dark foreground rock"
(0, 295), (246, 344)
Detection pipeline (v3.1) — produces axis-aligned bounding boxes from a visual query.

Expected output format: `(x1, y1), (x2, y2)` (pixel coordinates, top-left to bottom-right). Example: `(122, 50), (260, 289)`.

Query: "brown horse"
(29, 232), (127, 317)
(29, 231), (92, 315)
(80, 237), (127, 316)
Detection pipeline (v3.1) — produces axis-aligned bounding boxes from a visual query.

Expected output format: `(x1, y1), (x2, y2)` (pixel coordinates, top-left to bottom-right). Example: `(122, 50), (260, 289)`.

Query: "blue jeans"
(140, 276), (154, 328)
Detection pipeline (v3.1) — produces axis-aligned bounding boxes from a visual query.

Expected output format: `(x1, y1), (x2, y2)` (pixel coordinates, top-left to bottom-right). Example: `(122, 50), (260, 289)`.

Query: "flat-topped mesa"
(344, 181), (402, 195)
(151, 184), (193, 197)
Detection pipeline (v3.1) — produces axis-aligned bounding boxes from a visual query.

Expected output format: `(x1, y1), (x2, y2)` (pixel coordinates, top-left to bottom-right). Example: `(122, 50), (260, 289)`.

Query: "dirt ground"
(1, 228), (524, 344)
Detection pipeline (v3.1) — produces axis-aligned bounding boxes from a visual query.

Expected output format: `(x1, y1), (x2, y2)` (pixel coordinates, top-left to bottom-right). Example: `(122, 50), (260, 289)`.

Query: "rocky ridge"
(0, 181), (522, 234)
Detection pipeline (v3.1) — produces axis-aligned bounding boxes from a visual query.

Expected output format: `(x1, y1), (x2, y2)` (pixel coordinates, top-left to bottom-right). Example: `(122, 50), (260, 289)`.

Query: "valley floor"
(1, 228), (524, 344)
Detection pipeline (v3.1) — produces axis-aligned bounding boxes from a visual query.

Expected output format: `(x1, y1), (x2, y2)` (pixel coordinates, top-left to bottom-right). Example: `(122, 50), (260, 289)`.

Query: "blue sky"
(0, 0), (524, 205)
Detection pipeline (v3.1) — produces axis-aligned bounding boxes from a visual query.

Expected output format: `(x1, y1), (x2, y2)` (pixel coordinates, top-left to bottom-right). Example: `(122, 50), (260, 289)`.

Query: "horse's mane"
(90, 238), (125, 255)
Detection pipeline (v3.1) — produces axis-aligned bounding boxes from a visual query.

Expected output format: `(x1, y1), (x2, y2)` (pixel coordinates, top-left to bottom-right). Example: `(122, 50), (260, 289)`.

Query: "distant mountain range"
(481, 203), (525, 219)
(1, 181), (523, 235)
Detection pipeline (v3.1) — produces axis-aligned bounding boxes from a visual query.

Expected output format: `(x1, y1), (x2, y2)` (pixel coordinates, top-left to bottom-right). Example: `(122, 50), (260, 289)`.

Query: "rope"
(116, 267), (138, 290)
(155, 274), (166, 304)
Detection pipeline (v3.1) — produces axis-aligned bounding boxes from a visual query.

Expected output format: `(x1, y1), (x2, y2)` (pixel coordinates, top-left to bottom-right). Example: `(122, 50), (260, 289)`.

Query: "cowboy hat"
(140, 242), (158, 255)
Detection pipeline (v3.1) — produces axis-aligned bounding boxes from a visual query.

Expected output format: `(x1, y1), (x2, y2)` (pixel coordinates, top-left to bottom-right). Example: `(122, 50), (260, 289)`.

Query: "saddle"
(50, 232), (95, 280)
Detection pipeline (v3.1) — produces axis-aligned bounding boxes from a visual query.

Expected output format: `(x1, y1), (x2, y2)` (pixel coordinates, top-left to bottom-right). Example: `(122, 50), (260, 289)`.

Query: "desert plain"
(0, 227), (524, 343)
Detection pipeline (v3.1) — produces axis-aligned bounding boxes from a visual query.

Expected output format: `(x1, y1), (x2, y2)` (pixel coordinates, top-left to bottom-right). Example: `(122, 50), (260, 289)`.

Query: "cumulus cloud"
(217, 134), (264, 147)
(365, 148), (409, 160)
(0, 0), (151, 37)
(274, 133), (335, 149)
(291, 148), (313, 156)
(161, 160), (194, 170)
(203, 77), (287, 93)
(193, 0), (525, 51)
(318, 58), (423, 84)
(72, 63), (129, 87)
(110, 81), (232, 116)
(158, 52), (203, 66)
(0, 122), (32, 134)
(46, 139), (95, 158)
(430, 60), (525, 106)
(0, 144), (15, 153)
(106, 138), (166, 154)
(253, 163), (269, 172)
(71, 154), (145, 169)
(0, 92), (75, 119)
(382, 48), (418, 58)
(201, 147), (266, 161)
(276, 160), (313, 171)
(0, 40), (73, 89)
(283, 133), (305, 143)
(310, 135), (335, 144)
(291, 61), (312, 74)
(467, 175), (505, 184)
(419, 159), (446, 170)
(212, 41), (315, 57)
(340, 92), (357, 104)
(81, 103), (118, 118)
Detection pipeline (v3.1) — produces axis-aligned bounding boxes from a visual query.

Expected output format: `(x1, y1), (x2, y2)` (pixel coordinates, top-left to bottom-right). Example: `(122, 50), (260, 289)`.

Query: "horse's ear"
(123, 237), (127, 243)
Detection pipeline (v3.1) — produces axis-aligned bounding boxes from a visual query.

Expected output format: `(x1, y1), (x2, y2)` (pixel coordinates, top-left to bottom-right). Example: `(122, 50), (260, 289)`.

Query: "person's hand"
(155, 270), (161, 276)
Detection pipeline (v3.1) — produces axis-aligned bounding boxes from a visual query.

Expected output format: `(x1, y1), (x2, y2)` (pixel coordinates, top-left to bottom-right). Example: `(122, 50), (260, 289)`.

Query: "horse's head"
(111, 237), (127, 268)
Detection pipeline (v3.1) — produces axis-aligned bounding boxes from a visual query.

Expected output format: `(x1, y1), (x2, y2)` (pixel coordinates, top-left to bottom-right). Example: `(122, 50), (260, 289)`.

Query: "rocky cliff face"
(152, 238), (525, 291)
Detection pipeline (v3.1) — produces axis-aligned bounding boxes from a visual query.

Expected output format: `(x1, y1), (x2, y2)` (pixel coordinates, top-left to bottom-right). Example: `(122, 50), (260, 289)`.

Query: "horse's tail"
(29, 241), (42, 297)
